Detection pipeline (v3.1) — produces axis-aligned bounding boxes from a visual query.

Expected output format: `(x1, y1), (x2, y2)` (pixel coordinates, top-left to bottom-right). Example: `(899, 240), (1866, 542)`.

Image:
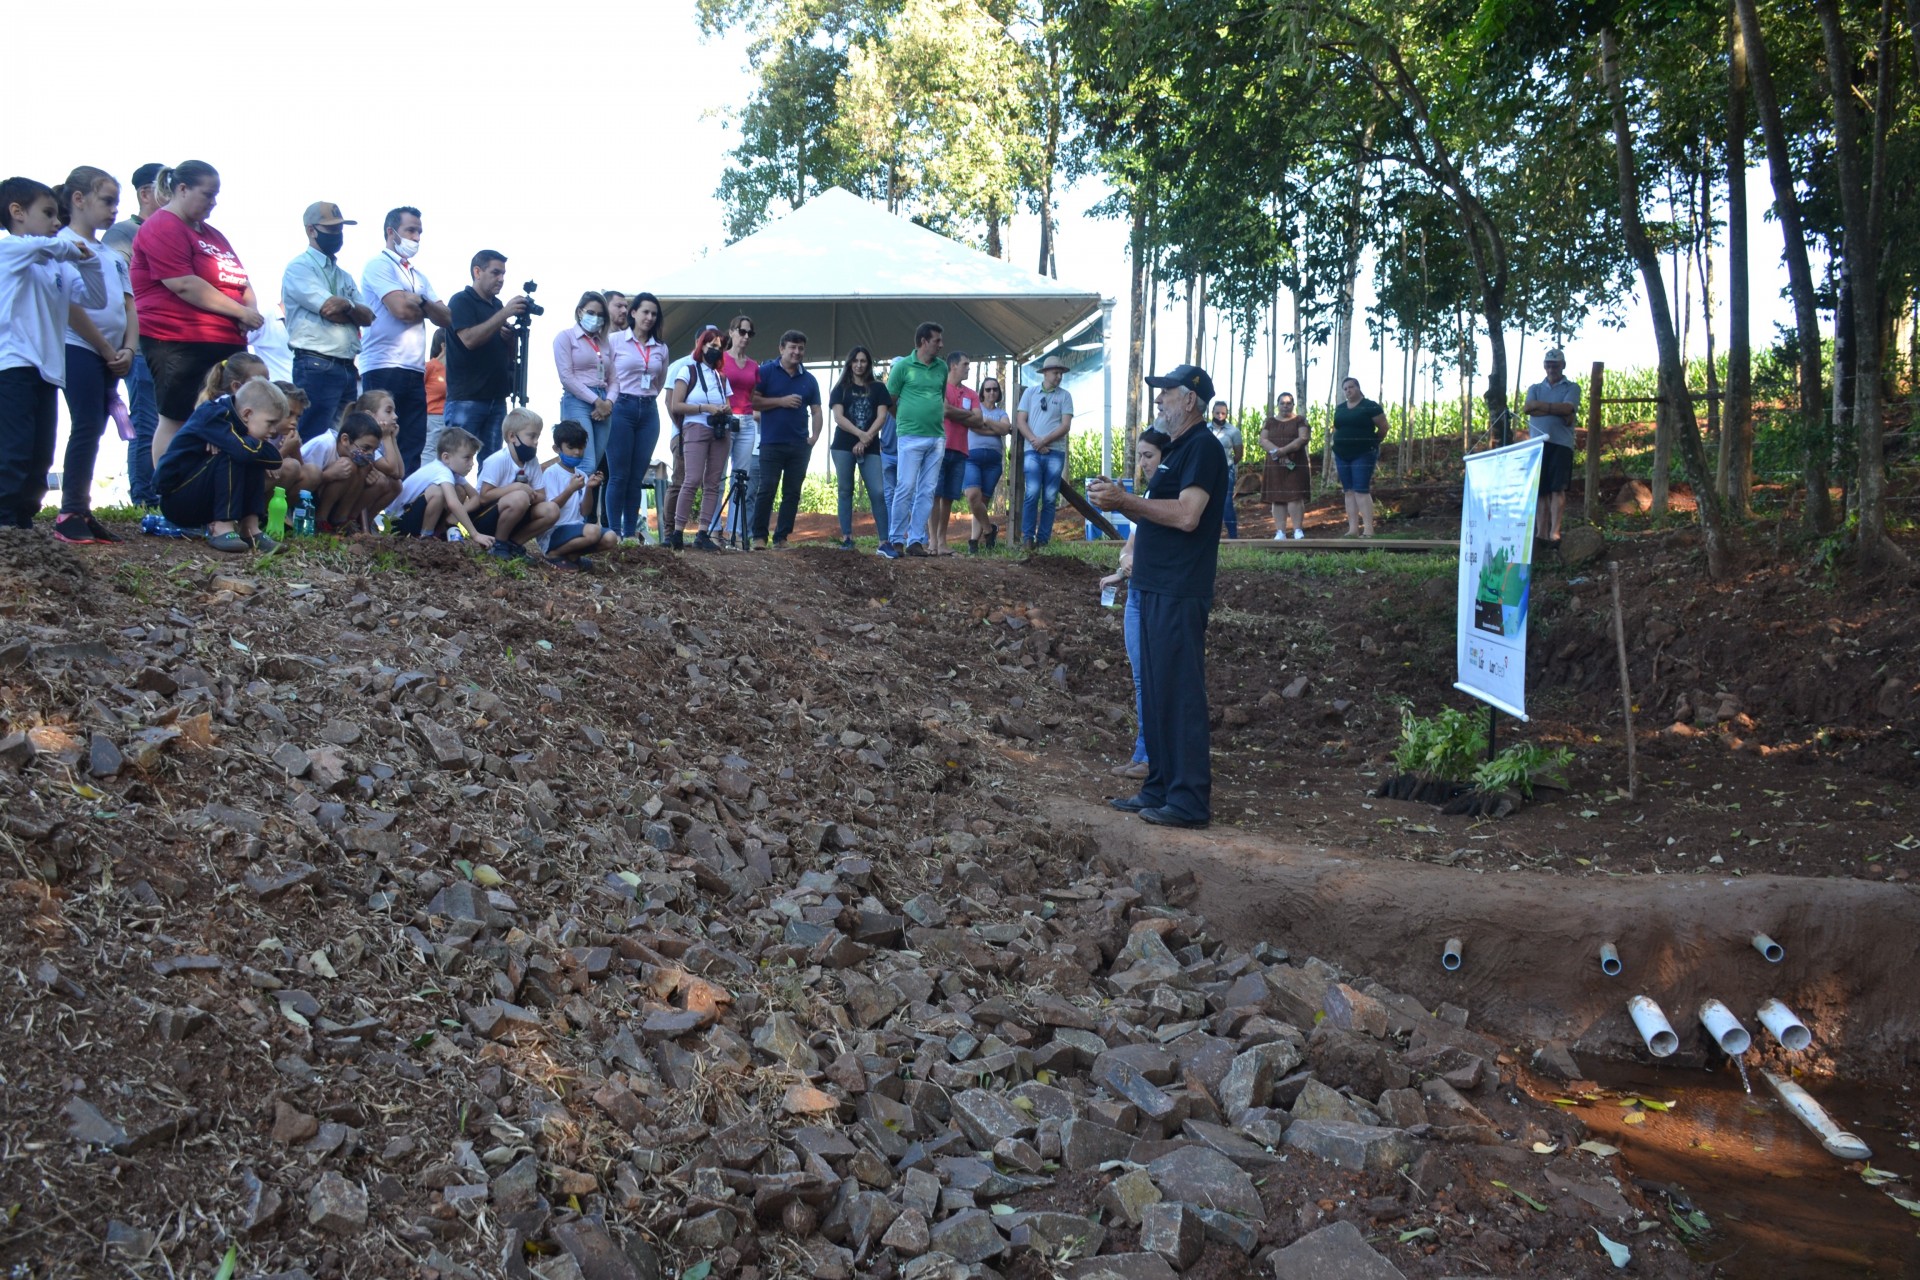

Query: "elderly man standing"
(1522, 347), (1580, 544)
(361, 206), (453, 473)
(1088, 364), (1229, 830)
(283, 201), (373, 441)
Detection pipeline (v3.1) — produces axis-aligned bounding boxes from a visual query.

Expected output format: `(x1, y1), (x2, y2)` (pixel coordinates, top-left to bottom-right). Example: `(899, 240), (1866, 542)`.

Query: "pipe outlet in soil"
(1628, 994), (1679, 1057)
(1442, 936), (1464, 971)
(1598, 941), (1622, 976)
(1757, 998), (1813, 1051)
(1751, 932), (1785, 963)
(1698, 998), (1752, 1055)
(1764, 1070), (1873, 1161)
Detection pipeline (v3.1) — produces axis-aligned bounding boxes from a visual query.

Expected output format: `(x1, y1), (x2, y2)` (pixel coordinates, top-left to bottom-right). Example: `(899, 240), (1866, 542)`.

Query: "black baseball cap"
(132, 163), (165, 189)
(1145, 363), (1215, 402)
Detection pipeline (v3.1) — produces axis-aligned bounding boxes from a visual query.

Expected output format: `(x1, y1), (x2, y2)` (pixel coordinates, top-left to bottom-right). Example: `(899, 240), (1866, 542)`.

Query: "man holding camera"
(361, 207), (453, 474)
(749, 330), (822, 549)
(444, 250), (531, 458)
(1088, 363), (1229, 830)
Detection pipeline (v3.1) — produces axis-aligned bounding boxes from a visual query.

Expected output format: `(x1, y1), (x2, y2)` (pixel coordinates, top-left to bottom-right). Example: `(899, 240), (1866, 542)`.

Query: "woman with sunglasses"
(708, 314), (758, 546)
(963, 375), (1011, 552)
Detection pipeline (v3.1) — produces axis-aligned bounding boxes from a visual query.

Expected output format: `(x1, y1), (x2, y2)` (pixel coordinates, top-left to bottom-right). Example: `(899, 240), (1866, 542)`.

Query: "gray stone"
(491, 1154), (540, 1215)
(1094, 1043), (1179, 1086)
(1560, 524), (1607, 566)
(1217, 1047), (1275, 1115)
(63, 1098), (127, 1148)
(306, 1171), (368, 1234)
(1268, 1220), (1406, 1279)
(413, 716), (468, 768)
(1194, 1206), (1259, 1254)
(1095, 1058), (1177, 1121)
(272, 741), (312, 777)
(1376, 1088), (1428, 1129)
(1095, 1168), (1162, 1224)
(1282, 1119), (1415, 1173)
(1145, 1146), (1263, 1221)
(1530, 1041), (1584, 1083)
(550, 1217), (651, 1280)
(1006, 1211), (1107, 1259)
(882, 1208), (931, 1255)
(928, 1208), (1005, 1263)
(1139, 1202), (1205, 1270)
(1062, 1117), (1136, 1170)
(753, 1011), (819, 1071)
(1180, 1119), (1282, 1166)
(951, 1088), (1034, 1150)
(1308, 1026), (1410, 1097)
(1323, 983), (1390, 1038)
(87, 734), (124, 778)
(1062, 1254), (1179, 1280)
(1290, 1078), (1362, 1125)
(677, 1209), (736, 1249)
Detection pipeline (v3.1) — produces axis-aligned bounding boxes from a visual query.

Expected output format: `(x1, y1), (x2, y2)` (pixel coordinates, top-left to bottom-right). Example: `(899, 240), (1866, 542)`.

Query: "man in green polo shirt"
(882, 321), (948, 558)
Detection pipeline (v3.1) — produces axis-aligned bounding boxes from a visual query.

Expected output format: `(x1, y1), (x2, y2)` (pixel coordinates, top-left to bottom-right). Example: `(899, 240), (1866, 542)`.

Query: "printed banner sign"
(1454, 437), (1545, 720)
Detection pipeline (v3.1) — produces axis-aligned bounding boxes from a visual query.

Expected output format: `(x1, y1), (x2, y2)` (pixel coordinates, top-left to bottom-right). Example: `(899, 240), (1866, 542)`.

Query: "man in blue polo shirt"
(748, 330), (823, 548)
(1088, 363), (1229, 829)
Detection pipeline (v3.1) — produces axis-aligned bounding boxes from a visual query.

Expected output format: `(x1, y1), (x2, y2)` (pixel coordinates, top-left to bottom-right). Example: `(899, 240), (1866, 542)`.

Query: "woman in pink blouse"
(605, 291), (667, 544)
(552, 291), (612, 471)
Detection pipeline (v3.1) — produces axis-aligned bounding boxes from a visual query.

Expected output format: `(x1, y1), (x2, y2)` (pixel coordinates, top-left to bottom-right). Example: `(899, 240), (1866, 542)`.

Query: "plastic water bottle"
(266, 488), (288, 540)
(446, 526), (464, 545)
(1101, 583), (1118, 609)
(292, 491), (316, 537)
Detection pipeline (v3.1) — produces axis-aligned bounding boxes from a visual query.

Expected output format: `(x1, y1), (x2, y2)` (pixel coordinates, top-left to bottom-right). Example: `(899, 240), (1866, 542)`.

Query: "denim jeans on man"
(363, 367), (429, 474)
(882, 450), (897, 533)
(751, 439), (811, 544)
(1022, 445), (1067, 543)
(832, 448), (888, 542)
(127, 352), (159, 506)
(604, 393), (661, 540)
(888, 435), (944, 549)
(293, 351), (360, 443)
(441, 399), (507, 460)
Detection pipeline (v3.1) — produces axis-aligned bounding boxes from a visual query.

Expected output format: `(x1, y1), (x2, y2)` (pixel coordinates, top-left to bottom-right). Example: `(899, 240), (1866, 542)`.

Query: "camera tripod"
(711, 467), (753, 549)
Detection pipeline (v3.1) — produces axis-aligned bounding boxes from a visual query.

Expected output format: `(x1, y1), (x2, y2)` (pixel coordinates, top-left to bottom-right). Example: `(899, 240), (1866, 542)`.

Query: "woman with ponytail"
(128, 161), (262, 468)
(50, 166), (137, 544)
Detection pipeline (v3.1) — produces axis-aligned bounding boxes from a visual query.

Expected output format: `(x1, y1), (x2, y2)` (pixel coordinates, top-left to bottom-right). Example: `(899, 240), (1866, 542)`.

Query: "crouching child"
(472, 406), (561, 561)
(540, 419), (617, 569)
(390, 426), (494, 548)
(153, 377), (290, 554)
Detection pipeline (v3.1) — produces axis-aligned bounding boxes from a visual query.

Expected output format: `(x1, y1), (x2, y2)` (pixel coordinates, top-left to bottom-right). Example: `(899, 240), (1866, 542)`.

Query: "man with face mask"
(1208, 400), (1243, 538)
(361, 206), (453, 474)
(283, 201), (374, 442)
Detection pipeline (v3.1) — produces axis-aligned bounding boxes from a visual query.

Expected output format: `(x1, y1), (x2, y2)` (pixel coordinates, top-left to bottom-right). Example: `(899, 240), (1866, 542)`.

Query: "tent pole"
(1101, 298), (1116, 481)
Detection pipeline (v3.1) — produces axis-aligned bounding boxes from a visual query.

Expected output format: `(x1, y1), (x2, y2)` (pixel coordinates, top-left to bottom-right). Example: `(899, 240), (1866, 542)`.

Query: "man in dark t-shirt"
(1088, 363), (1228, 828)
(442, 249), (529, 458)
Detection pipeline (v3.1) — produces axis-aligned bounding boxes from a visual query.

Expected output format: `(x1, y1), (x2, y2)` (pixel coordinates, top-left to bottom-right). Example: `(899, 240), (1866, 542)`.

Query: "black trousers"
(60, 345), (115, 515)
(751, 438), (810, 543)
(1135, 588), (1214, 822)
(160, 455), (268, 528)
(0, 366), (58, 527)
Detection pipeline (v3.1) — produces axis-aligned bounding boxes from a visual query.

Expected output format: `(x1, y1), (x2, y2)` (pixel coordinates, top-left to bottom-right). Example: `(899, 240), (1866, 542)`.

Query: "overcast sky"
(16, 1), (1809, 494)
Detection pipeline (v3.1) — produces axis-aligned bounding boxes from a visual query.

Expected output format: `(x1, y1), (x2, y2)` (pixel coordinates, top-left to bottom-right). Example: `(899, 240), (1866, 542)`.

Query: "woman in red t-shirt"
(128, 161), (264, 465)
(708, 314), (759, 545)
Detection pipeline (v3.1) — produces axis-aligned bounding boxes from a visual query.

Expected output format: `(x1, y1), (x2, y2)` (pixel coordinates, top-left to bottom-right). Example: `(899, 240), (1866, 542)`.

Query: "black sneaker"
(693, 532), (721, 552)
(905, 543), (928, 558)
(968, 539), (980, 555)
(840, 538), (855, 550)
(84, 514), (122, 543)
(51, 514), (97, 545)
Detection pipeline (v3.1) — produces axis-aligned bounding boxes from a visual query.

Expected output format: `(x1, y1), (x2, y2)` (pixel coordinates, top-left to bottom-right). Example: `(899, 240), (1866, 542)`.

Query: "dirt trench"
(1049, 797), (1920, 1082)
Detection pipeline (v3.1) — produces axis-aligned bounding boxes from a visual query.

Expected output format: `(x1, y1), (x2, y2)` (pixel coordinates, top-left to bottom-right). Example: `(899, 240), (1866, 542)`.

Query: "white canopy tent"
(650, 187), (1103, 363)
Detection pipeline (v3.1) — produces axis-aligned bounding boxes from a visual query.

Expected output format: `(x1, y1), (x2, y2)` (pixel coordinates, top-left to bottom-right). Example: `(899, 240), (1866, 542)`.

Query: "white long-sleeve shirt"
(0, 234), (107, 386)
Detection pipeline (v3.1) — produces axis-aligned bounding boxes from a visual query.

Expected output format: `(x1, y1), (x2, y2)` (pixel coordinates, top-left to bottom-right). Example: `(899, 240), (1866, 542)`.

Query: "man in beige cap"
(283, 201), (373, 441)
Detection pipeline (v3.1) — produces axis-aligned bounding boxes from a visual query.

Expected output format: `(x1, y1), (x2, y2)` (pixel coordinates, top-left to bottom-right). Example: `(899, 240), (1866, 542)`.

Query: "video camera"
(520, 280), (546, 318)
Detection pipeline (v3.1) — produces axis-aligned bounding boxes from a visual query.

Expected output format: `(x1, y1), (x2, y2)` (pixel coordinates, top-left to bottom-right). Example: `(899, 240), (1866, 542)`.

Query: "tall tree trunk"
(1194, 273), (1209, 367)
(1815, 0), (1905, 565)
(1734, 0), (1829, 530)
(1125, 202), (1148, 432)
(1722, 0), (1754, 515)
(1602, 25), (1732, 579)
(1291, 286), (1307, 410)
(1036, 30), (1061, 279)
(986, 211), (1003, 261)
(1182, 272), (1195, 365)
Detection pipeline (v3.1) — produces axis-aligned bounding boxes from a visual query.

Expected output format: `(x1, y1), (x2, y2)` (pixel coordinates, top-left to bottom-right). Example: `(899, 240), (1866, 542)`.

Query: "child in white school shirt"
(472, 406), (561, 555)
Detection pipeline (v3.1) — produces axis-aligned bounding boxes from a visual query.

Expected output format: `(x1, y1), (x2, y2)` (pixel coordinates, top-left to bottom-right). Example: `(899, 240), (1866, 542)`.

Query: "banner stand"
(1455, 438), (1546, 725)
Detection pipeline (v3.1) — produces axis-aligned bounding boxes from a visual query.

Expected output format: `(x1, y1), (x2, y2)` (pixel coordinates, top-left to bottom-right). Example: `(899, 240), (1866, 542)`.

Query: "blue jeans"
(560, 389), (609, 471)
(442, 399), (507, 460)
(293, 352), (360, 443)
(59, 346), (113, 515)
(1335, 449), (1379, 494)
(604, 394), (661, 539)
(1124, 589), (1147, 763)
(883, 450), (898, 527)
(832, 448), (888, 541)
(889, 435), (944, 548)
(1022, 446), (1067, 543)
(363, 367), (429, 474)
(127, 351), (159, 506)
(1222, 461), (1238, 537)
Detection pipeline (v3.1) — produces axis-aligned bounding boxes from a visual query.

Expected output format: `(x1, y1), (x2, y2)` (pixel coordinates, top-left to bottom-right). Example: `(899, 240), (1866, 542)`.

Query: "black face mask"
(314, 228), (344, 256)
(512, 442), (538, 464)
(701, 347), (724, 369)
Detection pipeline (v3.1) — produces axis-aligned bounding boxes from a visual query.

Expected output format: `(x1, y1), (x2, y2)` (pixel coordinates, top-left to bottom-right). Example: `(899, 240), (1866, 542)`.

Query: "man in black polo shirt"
(441, 250), (529, 459)
(1088, 363), (1229, 829)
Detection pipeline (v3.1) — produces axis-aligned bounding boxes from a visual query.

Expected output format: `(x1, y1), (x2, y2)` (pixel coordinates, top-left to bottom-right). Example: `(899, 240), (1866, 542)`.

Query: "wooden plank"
(1223, 536), (1456, 552)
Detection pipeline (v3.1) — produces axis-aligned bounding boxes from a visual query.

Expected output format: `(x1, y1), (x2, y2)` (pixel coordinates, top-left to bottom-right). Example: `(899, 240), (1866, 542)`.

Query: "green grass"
(1029, 539), (1455, 580)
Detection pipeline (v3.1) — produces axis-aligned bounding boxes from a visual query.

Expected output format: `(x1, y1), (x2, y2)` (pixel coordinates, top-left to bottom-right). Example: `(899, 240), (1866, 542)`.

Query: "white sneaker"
(1272, 531), (1285, 540)
(1291, 529), (1305, 540)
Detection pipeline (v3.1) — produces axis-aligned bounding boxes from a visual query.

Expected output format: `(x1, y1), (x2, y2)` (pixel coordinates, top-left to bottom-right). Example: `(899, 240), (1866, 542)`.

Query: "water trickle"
(1732, 1054), (1752, 1094)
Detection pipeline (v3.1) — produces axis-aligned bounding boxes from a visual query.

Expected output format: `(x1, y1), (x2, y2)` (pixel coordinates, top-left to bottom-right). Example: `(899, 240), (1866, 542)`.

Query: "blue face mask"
(556, 453), (583, 470)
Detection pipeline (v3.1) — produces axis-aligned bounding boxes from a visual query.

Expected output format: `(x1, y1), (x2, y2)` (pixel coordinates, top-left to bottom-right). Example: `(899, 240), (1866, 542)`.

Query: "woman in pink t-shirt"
(128, 161), (264, 465)
(708, 314), (760, 545)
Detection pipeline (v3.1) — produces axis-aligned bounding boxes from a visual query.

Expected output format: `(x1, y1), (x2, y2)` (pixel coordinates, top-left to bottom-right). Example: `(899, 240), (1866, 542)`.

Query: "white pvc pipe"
(1698, 999), (1751, 1055)
(1442, 937), (1464, 971)
(1757, 999), (1813, 1052)
(1751, 932), (1785, 963)
(1598, 942), (1622, 976)
(1627, 995), (1678, 1057)
(1763, 1070), (1871, 1161)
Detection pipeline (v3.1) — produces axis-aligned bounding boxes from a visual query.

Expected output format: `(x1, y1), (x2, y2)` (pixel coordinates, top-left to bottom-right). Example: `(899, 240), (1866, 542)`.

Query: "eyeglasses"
(737, 327), (754, 337)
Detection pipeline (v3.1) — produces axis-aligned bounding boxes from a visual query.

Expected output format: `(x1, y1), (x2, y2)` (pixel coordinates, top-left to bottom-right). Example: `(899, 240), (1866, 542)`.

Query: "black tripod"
(720, 467), (752, 548)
